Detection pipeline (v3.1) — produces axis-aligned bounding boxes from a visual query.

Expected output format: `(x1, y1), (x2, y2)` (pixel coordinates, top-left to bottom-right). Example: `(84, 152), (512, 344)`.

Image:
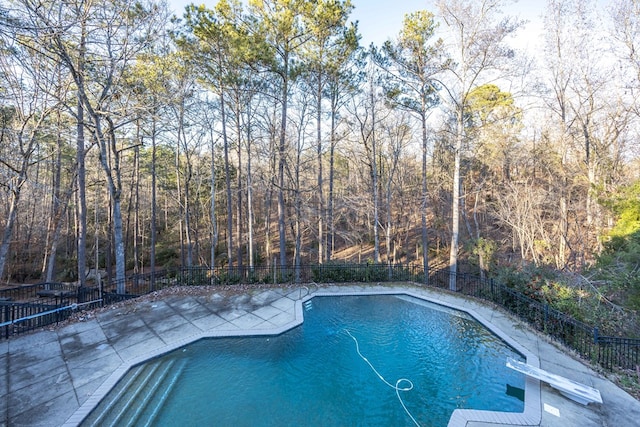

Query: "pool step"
(82, 358), (186, 426)
(83, 361), (163, 426)
(140, 359), (188, 427)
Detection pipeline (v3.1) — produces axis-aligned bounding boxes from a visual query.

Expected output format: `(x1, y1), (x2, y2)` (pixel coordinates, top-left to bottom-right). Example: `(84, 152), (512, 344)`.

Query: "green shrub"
(594, 180), (640, 313)
(492, 263), (556, 299)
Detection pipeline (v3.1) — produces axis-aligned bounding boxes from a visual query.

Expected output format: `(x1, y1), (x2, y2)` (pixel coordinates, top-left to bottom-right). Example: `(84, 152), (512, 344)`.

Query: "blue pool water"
(83, 294), (525, 426)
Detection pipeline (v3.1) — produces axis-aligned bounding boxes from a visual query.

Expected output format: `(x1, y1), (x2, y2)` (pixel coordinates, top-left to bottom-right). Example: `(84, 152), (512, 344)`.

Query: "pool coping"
(63, 287), (541, 427)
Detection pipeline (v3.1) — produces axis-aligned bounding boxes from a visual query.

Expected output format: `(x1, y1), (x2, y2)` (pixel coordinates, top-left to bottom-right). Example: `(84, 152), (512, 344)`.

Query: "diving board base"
(506, 358), (602, 406)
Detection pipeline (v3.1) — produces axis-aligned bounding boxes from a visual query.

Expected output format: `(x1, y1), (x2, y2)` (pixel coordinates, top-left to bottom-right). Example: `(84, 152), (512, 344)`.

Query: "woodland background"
(0, 0), (639, 318)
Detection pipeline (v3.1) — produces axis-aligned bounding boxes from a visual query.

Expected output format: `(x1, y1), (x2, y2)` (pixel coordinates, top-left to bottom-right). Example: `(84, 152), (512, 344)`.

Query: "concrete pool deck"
(1, 283), (639, 426)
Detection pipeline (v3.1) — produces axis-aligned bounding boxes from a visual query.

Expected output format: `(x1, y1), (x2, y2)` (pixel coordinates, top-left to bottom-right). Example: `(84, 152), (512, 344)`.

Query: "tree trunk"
(420, 110), (430, 284)
(277, 54), (290, 268)
(385, 185), (392, 267)
(0, 188), (21, 281)
(246, 113), (254, 270)
(221, 93), (233, 267)
(236, 110), (243, 270)
(175, 134), (184, 267)
(327, 93), (337, 262)
(95, 121), (127, 292)
(124, 140), (137, 271)
(76, 18), (88, 286)
(42, 108), (64, 282)
(294, 171), (302, 283)
(112, 194), (126, 294)
(183, 160), (193, 268)
(317, 79), (325, 264)
(133, 130), (141, 273)
(371, 88), (380, 264)
(264, 120), (277, 265)
(76, 98), (88, 287)
(208, 121), (217, 270)
(150, 116), (157, 288)
(449, 108), (463, 291)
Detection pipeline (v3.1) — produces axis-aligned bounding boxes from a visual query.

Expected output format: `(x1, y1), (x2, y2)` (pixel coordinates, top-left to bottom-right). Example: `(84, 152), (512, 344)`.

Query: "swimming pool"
(81, 294), (526, 426)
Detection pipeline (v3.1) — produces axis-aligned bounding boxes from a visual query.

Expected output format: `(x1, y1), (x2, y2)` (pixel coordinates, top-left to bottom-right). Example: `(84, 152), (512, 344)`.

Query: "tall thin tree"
(436, 0), (521, 290)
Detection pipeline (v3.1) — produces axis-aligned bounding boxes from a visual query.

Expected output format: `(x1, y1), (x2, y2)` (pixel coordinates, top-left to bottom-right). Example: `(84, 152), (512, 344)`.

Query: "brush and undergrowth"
(487, 183), (640, 399)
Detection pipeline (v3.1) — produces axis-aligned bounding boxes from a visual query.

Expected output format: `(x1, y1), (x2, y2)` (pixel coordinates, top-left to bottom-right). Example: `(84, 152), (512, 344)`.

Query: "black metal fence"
(1, 263), (638, 372)
(0, 284), (132, 339)
(434, 269), (640, 372)
(99, 263), (426, 294)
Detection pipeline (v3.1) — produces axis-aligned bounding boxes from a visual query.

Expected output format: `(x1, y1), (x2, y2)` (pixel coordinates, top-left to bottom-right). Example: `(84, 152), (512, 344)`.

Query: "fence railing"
(437, 269), (640, 372)
(1, 264), (638, 372)
(0, 284), (129, 338)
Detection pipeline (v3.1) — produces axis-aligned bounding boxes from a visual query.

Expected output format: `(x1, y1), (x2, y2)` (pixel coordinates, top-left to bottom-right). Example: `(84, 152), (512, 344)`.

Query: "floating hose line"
(344, 329), (421, 427)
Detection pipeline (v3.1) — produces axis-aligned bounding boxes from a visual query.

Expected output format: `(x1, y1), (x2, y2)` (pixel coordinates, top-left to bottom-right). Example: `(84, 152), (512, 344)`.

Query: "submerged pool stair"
(82, 357), (187, 426)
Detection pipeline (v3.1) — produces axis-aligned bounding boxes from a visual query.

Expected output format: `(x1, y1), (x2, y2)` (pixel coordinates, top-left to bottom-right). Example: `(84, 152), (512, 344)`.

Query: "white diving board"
(506, 357), (603, 406)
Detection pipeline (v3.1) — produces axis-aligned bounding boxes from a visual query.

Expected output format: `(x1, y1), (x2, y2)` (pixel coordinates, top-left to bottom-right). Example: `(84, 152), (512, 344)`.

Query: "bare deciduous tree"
(435, 0), (521, 290)
(0, 32), (60, 281)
